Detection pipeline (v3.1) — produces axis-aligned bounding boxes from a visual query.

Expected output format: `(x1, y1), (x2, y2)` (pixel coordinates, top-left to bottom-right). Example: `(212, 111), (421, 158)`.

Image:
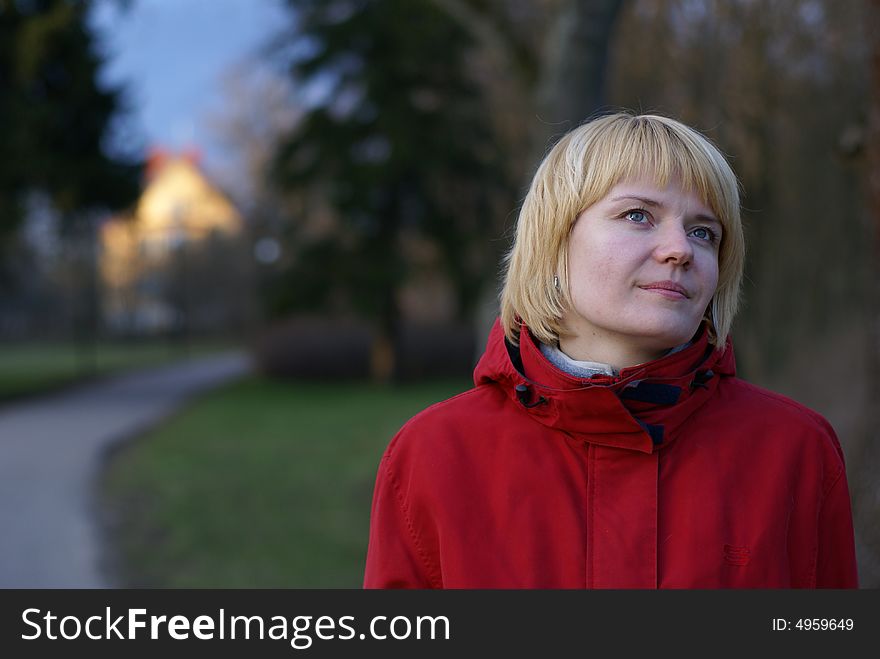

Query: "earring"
(553, 275), (560, 291)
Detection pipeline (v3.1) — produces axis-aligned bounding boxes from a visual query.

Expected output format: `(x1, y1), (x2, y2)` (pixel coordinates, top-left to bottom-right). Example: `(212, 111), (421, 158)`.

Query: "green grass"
(100, 376), (471, 588)
(0, 340), (235, 401)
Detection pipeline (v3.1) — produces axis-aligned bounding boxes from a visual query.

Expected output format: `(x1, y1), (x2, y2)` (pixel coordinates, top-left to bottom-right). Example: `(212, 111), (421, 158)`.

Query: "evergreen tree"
(0, 0), (139, 244)
(271, 0), (507, 377)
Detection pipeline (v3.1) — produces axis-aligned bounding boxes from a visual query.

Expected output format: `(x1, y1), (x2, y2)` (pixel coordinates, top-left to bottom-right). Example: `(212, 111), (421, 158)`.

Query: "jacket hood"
(473, 318), (736, 453)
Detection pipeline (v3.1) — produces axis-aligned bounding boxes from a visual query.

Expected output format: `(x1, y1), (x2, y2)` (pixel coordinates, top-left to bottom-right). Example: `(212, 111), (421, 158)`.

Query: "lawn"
(0, 340), (233, 401)
(99, 376), (472, 588)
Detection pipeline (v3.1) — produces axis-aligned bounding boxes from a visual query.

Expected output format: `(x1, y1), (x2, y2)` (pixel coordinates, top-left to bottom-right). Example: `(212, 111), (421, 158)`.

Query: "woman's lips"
(638, 281), (690, 299)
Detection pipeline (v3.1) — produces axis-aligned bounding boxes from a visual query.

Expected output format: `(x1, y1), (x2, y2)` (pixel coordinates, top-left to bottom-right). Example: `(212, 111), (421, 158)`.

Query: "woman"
(363, 112), (859, 588)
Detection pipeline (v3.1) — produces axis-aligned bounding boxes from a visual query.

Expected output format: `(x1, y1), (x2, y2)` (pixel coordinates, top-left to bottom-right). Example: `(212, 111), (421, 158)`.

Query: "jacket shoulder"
(719, 377), (846, 473)
(722, 377), (838, 433)
(385, 383), (507, 459)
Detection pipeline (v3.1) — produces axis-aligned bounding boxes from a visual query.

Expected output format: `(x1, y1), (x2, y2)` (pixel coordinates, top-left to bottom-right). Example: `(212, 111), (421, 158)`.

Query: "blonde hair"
(500, 112), (744, 351)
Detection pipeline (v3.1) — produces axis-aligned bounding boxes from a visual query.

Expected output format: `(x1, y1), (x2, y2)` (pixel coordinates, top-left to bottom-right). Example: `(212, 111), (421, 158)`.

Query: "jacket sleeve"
(363, 453), (439, 589)
(814, 466), (859, 588)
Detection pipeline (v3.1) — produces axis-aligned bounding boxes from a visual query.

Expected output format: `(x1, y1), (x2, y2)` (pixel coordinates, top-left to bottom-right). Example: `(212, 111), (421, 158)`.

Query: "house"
(99, 148), (245, 334)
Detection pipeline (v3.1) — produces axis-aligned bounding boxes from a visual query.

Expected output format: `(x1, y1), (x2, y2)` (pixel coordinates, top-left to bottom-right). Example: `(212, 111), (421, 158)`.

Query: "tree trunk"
(854, 0), (880, 587)
(532, 0), (625, 157)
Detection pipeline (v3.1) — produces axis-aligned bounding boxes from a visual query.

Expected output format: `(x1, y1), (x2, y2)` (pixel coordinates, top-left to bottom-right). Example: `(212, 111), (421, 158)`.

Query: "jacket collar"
(474, 318), (736, 453)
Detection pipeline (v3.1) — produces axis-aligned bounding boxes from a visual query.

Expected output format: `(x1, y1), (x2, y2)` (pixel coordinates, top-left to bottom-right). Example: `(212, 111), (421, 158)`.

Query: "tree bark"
(532, 0), (625, 156)
(855, 0), (880, 587)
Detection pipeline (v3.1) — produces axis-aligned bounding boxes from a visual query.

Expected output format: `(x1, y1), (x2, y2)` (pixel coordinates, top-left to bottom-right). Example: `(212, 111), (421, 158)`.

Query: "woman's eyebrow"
(609, 195), (661, 207)
(610, 195), (721, 226)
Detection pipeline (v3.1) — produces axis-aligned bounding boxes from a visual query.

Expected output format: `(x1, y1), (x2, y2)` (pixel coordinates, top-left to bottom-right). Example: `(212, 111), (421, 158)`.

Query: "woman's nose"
(654, 224), (693, 266)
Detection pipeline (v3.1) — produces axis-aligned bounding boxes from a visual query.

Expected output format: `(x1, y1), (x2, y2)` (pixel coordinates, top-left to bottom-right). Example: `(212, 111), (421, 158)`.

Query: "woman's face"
(562, 176), (721, 361)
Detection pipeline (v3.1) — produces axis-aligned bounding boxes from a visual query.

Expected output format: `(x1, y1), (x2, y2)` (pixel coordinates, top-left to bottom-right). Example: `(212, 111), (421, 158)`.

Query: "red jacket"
(364, 319), (859, 588)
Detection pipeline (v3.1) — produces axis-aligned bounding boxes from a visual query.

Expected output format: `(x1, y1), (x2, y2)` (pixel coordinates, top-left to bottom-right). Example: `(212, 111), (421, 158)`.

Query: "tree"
(271, 0), (507, 379)
(860, 0), (880, 588)
(0, 0), (140, 368)
(429, 0), (625, 170)
(0, 0), (140, 250)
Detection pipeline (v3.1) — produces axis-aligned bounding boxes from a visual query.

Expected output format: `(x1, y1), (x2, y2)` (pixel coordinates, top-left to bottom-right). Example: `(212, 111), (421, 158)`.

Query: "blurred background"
(0, 0), (877, 588)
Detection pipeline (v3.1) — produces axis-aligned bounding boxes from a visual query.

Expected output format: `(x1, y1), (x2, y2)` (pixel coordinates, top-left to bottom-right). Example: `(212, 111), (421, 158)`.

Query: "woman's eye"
(624, 210), (648, 223)
(690, 226), (717, 242)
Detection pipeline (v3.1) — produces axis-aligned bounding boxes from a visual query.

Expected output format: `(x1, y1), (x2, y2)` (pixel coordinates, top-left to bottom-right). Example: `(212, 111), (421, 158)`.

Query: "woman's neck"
(557, 334), (667, 371)
(540, 341), (618, 377)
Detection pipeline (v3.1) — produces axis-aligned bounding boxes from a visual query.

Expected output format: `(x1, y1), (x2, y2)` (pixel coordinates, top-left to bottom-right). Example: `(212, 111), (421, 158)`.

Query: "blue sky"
(90, 0), (291, 173)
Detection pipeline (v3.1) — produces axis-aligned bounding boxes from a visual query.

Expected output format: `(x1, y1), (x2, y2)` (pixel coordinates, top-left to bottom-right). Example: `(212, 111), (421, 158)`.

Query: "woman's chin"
(623, 318), (701, 352)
